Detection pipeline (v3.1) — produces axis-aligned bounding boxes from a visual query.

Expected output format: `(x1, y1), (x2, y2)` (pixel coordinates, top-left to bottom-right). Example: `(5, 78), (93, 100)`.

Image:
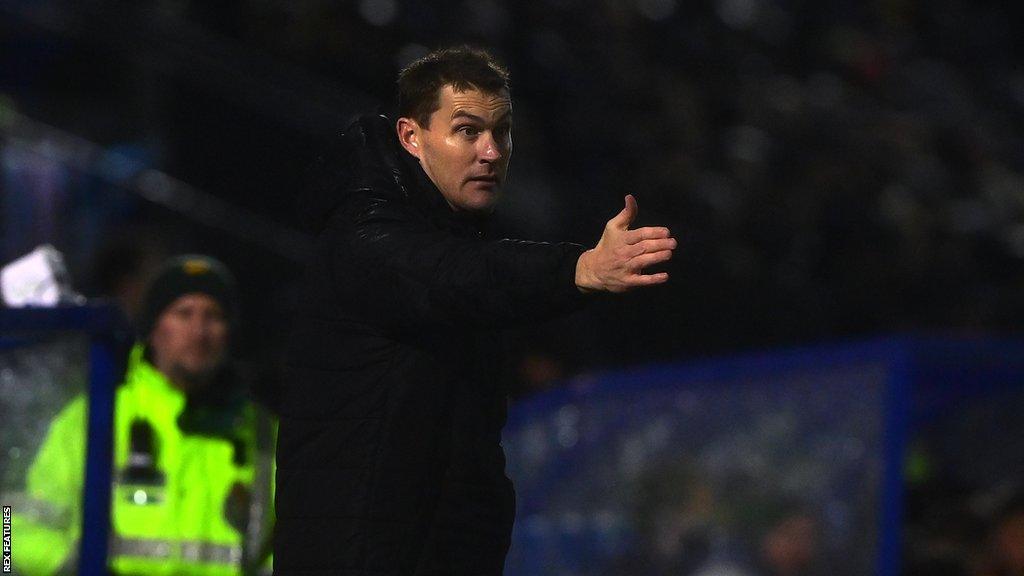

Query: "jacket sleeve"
(11, 396), (87, 575)
(330, 191), (589, 332)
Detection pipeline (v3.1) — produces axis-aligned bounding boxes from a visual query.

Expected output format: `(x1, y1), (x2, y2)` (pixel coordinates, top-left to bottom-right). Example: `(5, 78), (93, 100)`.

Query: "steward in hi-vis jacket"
(12, 255), (275, 576)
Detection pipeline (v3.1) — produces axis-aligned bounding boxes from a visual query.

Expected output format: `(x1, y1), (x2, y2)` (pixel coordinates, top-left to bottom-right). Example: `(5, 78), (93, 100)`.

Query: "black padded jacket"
(274, 113), (588, 575)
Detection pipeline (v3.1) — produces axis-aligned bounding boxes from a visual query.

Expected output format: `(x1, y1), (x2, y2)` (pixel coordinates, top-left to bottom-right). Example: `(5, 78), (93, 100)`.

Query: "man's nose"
(478, 133), (503, 162)
(187, 316), (213, 337)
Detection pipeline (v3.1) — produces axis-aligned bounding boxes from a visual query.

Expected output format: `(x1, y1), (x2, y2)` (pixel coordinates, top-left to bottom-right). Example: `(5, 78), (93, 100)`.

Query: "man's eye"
(458, 126), (480, 136)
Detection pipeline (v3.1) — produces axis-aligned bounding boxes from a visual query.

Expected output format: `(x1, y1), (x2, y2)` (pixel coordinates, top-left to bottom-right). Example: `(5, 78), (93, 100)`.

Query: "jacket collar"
(358, 113), (487, 238)
(124, 343), (187, 417)
(127, 343), (249, 437)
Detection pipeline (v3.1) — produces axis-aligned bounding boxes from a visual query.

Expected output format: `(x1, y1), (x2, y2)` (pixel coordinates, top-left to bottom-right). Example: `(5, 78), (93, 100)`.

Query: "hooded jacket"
(274, 113), (587, 575)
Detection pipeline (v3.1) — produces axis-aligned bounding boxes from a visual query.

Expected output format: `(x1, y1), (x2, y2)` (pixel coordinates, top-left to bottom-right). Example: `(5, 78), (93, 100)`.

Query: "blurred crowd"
(2, 0), (1023, 375)
(2, 0), (1023, 573)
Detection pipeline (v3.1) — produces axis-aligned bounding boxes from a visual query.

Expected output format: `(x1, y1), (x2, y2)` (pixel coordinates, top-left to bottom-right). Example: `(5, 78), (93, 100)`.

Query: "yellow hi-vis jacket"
(11, 344), (274, 575)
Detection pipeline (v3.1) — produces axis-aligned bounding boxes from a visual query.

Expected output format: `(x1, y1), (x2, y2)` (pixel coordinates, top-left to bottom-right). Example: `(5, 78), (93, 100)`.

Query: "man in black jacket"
(275, 46), (676, 575)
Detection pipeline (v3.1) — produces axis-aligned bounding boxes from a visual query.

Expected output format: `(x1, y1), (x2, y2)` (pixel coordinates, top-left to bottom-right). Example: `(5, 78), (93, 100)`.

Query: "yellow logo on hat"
(182, 259), (211, 276)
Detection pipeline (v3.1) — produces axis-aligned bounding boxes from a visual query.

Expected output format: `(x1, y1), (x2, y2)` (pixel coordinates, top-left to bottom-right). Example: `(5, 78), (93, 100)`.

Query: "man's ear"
(396, 118), (421, 159)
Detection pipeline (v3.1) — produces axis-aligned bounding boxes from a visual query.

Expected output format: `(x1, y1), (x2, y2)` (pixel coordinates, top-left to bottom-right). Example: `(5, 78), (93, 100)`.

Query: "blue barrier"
(503, 335), (1024, 576)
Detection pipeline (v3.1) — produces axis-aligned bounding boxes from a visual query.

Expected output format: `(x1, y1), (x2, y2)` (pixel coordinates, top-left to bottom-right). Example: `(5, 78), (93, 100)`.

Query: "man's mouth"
(468, 175), (499, 184)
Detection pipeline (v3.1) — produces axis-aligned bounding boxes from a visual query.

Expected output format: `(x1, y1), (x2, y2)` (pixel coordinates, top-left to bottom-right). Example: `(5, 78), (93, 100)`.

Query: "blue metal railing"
(0, 304), (128, 574)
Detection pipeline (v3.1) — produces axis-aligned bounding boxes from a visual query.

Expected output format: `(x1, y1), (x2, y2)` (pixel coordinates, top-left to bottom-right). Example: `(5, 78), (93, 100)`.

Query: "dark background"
(2, 0), (1023, 393)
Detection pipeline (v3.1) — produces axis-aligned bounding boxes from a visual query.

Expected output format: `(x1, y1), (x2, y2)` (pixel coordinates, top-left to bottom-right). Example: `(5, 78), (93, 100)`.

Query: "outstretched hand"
(575, 195), (676, 293)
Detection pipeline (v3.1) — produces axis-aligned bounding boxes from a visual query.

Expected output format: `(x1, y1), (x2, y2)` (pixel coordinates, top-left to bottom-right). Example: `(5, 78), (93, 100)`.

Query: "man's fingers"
(629, 272), (669, 286)
(620, 238), (675, 258)
(609, 194), (638, 230)
(624, 226), (671, 245)
(627, 238), (677, 257)
(630, 249), (673, 270)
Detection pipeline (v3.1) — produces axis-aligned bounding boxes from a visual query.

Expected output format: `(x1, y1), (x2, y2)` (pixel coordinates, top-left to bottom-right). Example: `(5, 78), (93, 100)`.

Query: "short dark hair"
(398, 46), (510, 127)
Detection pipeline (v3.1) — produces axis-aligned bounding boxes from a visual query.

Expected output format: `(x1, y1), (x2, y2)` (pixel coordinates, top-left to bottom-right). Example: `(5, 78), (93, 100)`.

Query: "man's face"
(149, 293), (228, 391)
(398, 85), (512, 214)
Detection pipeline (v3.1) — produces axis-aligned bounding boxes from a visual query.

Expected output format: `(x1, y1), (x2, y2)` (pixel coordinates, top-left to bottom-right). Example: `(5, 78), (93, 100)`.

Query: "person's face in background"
(760, 513), (818, 576)
(398, 84), (512, 215)
(149, 293), (228, 392)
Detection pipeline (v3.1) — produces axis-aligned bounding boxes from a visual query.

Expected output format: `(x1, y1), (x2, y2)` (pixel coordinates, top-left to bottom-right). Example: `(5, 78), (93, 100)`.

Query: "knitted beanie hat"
(137, 254), (237, 337)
